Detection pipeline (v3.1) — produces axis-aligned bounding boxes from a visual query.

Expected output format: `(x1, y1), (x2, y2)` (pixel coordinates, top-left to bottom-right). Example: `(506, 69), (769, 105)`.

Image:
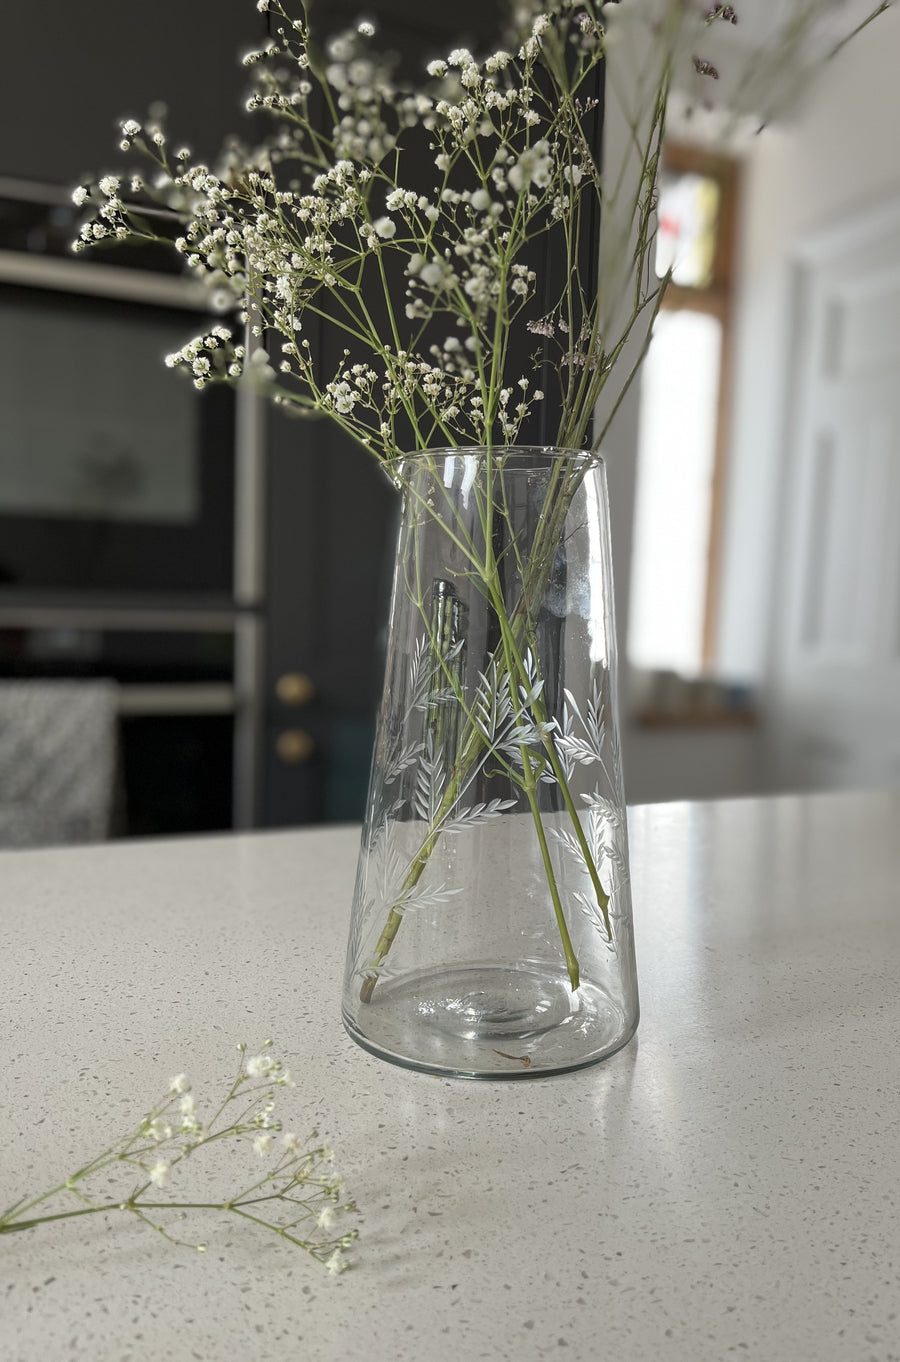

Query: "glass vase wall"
(342, 447), (638, 1078)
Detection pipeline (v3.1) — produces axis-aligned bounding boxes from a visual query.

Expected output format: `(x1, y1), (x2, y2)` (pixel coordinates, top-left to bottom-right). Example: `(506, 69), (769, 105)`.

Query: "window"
(628, 144), (738, 681)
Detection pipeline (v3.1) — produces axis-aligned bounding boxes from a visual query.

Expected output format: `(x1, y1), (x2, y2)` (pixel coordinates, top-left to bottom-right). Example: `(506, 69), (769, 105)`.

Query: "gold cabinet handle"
(276, 672), (316, 707)
(275, 729), (315, 765)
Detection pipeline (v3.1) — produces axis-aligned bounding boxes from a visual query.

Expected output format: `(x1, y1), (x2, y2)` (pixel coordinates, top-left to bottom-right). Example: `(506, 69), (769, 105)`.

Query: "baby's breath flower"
(253, 1133), (274, 1156)
(317, 1205), (338, 1231)
(246, 1053), (276, 1078)
(329, 381), (356, 414)
(508, 140), (553, 193)
(148, 1160), (170, 1188)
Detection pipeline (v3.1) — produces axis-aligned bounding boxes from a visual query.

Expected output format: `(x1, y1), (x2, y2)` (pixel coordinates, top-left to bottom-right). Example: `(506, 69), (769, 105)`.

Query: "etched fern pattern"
(550, 789), (630, 947)
(556, 680), (612, 786)
(357, 633), (626, 975)
(351, 813), (463, 982)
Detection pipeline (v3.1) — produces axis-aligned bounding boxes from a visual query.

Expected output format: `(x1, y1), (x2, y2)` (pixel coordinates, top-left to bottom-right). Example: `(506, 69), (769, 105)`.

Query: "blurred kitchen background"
(1, 0), (898, 846)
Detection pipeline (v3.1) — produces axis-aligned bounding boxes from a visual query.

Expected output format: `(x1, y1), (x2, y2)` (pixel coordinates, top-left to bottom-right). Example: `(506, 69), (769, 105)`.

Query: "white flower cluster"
(74, 0), (858, 456)
(165, 325), (242, 389)
(498, 377), (545, 441)
(70, 0), (614, 452)
(72, 171), (130, 246)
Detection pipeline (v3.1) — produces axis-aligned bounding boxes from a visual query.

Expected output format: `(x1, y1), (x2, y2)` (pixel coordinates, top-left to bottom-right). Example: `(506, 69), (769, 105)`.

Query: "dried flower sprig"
(0, 1042), (358, 1274)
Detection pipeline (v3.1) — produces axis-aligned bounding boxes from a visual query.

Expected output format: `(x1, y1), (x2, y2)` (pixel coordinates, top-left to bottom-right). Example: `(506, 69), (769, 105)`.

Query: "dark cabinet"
(262, 403), (397, 825)
(0, 0), (588, 835)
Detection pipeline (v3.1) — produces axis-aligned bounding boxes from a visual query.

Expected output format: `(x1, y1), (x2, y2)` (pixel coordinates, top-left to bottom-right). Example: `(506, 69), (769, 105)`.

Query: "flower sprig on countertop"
(0, 1041), (358, 1273)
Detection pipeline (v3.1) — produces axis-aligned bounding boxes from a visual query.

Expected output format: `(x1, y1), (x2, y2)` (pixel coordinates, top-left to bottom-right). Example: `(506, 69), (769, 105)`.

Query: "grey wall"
(0, 2), (265, 187)
(0, 0), (513, 192)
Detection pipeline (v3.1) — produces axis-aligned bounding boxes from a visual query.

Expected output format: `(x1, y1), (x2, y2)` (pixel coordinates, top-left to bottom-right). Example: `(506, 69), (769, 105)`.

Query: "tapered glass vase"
(342, 447), (638, 1078)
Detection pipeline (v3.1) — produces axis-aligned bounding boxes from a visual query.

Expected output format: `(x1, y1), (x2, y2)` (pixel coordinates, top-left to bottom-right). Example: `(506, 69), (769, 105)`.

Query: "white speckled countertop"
(2, 789), (900, 1362)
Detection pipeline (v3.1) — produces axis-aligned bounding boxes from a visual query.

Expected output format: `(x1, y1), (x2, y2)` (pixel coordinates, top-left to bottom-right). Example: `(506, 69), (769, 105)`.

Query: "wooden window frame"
(657, 142), (740, 669)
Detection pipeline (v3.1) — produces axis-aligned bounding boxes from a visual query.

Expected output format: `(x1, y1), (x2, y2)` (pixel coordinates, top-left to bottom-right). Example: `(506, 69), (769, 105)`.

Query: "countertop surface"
(2, 789), (900, 1362)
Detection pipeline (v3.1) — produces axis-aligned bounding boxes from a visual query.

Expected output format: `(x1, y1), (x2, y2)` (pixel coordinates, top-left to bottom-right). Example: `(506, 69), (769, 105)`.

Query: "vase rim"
(387, 444), (603, 470)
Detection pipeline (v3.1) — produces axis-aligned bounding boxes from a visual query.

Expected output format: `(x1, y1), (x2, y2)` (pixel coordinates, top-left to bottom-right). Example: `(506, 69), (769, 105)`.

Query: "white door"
(766, 201), (900, 791)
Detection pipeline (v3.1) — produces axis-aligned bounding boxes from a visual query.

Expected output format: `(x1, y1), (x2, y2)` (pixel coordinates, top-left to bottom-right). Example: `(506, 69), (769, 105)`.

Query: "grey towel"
(0, 680), (118, 848)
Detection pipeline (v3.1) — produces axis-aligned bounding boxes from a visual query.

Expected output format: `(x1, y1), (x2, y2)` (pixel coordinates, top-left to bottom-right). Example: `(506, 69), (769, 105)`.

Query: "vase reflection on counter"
(342, 447), (639, 1079)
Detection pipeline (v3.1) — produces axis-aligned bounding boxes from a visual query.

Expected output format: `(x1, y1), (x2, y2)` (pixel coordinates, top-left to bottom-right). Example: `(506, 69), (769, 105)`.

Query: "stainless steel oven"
(0, 178), (265, 836)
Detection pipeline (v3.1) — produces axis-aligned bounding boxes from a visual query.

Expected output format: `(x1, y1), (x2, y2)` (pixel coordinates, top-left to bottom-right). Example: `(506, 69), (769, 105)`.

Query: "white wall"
(611, 7), (900, 804)
(717, 7), (900, 683)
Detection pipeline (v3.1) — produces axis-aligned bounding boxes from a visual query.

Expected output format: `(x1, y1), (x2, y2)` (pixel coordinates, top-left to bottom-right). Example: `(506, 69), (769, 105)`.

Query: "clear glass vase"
(342, 447), (638, 1078)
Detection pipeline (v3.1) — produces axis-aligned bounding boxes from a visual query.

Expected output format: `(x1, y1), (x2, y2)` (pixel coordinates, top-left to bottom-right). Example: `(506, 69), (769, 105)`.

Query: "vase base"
(343, 964), (638, 1079)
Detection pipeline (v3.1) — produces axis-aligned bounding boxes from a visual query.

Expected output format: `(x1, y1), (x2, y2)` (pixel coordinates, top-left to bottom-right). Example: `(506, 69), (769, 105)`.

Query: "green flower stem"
(358, 711), (491, 1004)
(1, 1136), (148, 1229)
(482, 558), (586, 979)
(480, 485), (582, 988)
(490, 582), (613, 944)
(540, 709), (611, 937)
(519, 744), (580, 992)
(359, 468), (548, 1003)
(1, 1198), (347, 1254)
(360, 475), (575, 1002)
(359, 492), (542, 1006)
(2, 1205), (111, 1233)
(484, 472), (611, 938)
